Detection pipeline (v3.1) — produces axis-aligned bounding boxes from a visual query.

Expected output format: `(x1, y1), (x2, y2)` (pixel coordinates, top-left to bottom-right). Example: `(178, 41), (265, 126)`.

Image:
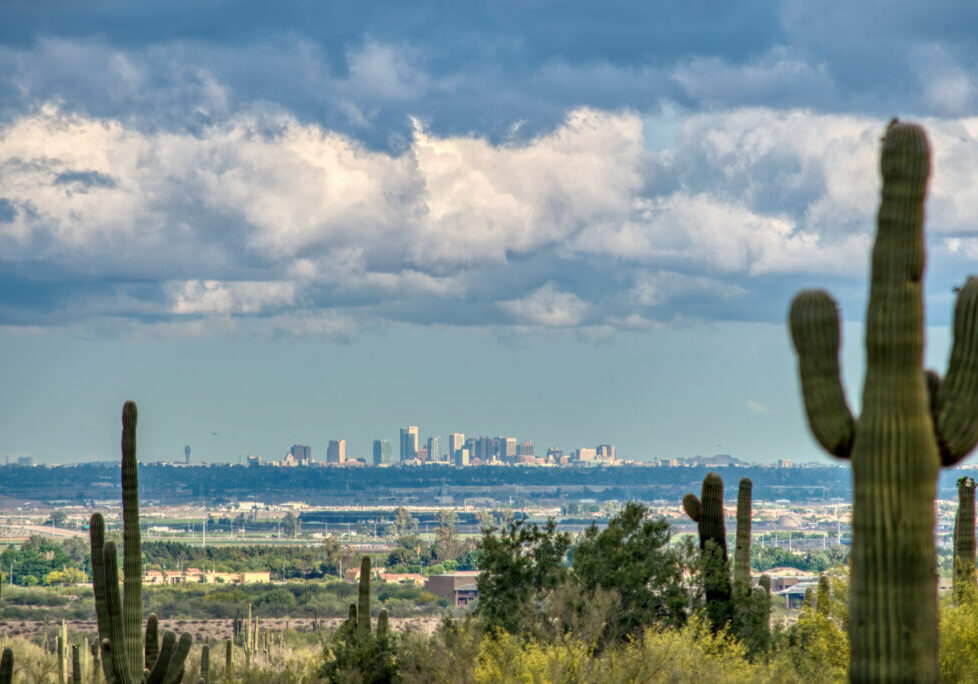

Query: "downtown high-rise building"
(500, 437), (517, 462)
(400, 426), (419, 462)
(373, 439), (394, 466)
(448, 433), (465, 459)
(326, 439), (346, 464)
(289, 444), (312, 465)
(427, 436), (442, 462)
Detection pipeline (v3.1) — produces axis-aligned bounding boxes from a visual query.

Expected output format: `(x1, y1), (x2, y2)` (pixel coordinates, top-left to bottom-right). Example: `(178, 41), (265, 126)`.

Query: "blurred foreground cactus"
(89, 402), (193, 684)
(0, 647), (12, 684)
(789, 120), (978, 682)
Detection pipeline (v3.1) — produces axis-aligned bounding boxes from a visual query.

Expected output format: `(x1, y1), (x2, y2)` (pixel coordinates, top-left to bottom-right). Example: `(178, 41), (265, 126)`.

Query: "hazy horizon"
(3, 2), (978, 466)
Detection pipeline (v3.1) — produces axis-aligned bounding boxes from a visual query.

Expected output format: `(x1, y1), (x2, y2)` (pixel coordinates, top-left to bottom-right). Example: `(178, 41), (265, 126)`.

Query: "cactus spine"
(0, 647), (11, 684)
(789, 121), (978, 682)
(89, 401), (193, 684)
(954, 476), (977, 601)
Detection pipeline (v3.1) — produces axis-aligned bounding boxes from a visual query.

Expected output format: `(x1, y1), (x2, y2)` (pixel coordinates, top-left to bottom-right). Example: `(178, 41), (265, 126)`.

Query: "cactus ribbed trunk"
(954, 478), (976, 600)
(358, 556), (371, 639)
(120, 402), (143, 682)
(201, 643), (210, 684)
(734, 478), (752, 590)
(682, 472), (732, 632)
(0, 647), (12, 684)
(790, 121), (978, 682)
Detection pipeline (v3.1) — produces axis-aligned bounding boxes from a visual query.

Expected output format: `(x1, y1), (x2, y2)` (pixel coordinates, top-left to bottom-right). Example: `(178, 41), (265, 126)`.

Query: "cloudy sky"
(2, 1), (978, 466)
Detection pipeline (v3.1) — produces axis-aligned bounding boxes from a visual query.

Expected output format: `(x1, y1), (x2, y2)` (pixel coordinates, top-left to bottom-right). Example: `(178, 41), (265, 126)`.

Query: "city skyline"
(3, 3), (978, 467)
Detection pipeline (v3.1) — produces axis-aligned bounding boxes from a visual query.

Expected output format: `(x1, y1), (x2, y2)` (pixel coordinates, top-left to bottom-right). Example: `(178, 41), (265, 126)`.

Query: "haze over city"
(2, 2), (978, 466)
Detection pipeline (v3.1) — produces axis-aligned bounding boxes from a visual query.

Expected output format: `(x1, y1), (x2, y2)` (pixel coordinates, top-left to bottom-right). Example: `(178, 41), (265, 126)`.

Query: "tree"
(281, 513), (298, 539)
(476, 519), (571, 635)
(394, 507), (418, 536)
(573, 502), (695, 642)
(434, 510), (463, 562)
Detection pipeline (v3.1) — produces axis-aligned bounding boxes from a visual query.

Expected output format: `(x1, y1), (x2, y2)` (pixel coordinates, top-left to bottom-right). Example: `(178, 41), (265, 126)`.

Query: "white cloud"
(499, 282), (589, 327)
(3, 103), (978, 336)
(166, 280), (297, 315)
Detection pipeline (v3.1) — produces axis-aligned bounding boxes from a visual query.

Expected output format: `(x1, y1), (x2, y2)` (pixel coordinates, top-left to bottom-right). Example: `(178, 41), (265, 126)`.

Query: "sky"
(2, 1), (978, 465)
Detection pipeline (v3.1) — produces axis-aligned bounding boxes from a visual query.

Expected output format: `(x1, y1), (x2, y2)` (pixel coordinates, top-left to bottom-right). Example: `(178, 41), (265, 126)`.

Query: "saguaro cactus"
(954, 476), (977, 601)
(682, 472), (732, 631)
(89, 402), (193, 684)
(0, 647), (12, 684)
(789, 121), (978, 681)
(357, 556), (371, 638)
(734, 478), (753, 591)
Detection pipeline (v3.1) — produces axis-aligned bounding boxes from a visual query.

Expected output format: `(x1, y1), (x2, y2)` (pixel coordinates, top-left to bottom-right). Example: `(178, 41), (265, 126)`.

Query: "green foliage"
(940, 586), (978, 683)
(572, 502), (695, 641)
(751, 544), (848, 573)
(0, 536), (87, 586)
(475, 518), (571, 635)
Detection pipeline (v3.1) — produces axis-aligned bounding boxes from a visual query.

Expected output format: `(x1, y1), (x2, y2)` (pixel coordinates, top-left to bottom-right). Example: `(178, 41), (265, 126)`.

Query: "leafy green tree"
(476, 519), (571, 635)
(394, 507), (418, 536)
(281, 512), (298, 538)
(573, 502), (696, 642)
(434, 510), (464, 562)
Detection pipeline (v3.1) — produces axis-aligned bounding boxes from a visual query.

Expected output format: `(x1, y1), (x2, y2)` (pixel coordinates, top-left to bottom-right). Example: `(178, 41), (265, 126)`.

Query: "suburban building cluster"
(240, 431), (618, 468)
(143, 569), (272, 585)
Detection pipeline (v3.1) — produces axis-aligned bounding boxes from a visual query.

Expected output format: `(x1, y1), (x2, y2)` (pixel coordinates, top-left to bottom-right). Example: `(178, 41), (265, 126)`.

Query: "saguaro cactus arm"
(681, 494), (700, 522)
(934, 278), (978, 465)
(789, 290), (855, 459)
(145, 631), (176, 684)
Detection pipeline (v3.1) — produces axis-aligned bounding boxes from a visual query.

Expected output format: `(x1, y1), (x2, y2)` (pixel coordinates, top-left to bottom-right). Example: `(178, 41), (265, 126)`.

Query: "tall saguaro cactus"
(734, 478), (753, 591)
(954, 476), (977, 601)
(789, 121), (978, 682)
(89, 402), (193, 684)
(682, 472), (732, 631)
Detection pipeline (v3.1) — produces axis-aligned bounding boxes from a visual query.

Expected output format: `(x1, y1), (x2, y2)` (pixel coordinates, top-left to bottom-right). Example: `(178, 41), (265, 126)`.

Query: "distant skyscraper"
(326, 439), (346, 464)
(517, 441), (534, 457)
(455, 447), (470, 467)
(289, 444), (312, 465)
(597, 445), (616, 461)
(448, 433), (465, 458)
(373, 439), (394, 466)
(400, 426), (419, 461)
(427, 436), (442, 462)
(501, 437), (517, 462)
(184, 445), (191, 464)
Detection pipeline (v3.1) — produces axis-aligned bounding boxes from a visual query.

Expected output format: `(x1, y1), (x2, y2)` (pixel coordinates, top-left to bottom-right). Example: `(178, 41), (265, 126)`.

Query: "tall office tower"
(448, 433), (465, 459)
(596, 444), (616, 461)
(500, 437), (517, 462)
(427, 436), (442, 463)
(290, 444), (312, 464)
(373, 439), (394, 466)
(546, 447), (563, 463)
(455, 447), (470, 467)
(184, 445), (191, 464)
(400, 426), (419, 461)
(326, 439), (346, 464)
(517, 441), (534, 457)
